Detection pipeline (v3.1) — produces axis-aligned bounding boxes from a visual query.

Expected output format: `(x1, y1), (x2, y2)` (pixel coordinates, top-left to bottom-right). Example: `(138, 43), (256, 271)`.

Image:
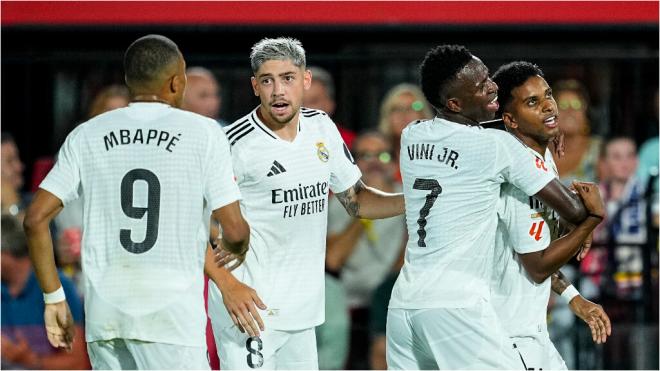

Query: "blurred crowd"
(1, 64), (658, 369)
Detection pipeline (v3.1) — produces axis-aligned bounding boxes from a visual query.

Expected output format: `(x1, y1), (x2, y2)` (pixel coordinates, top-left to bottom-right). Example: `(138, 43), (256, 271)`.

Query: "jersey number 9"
(120, 169), (161, 254)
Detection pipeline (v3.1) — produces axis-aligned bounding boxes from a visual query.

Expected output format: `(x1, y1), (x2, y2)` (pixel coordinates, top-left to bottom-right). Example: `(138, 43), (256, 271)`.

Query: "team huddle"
(23, 35), (610, 370)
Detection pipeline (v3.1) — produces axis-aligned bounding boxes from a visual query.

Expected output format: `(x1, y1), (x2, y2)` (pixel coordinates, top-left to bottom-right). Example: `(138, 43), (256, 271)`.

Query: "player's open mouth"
(487, 96), (499, 112)
(271, 102), (290, 114)
(543, 115), (558, 128)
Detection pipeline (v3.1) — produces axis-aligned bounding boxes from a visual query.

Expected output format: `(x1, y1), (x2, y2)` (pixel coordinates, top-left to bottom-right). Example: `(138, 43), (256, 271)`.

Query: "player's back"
(389, 118), (554, 309)
(43, 102), (233, 346)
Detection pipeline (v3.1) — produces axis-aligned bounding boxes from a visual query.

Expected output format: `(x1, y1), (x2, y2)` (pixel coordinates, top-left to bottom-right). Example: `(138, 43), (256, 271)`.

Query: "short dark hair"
(1, 214), (28, 258)
(124, 35), (181, 88)
(419, 45), (473, 111)
(492, 61), (544, 117)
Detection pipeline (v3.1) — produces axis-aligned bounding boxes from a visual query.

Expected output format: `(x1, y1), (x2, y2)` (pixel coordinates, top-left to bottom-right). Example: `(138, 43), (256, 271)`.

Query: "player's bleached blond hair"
(250, 37), (306, 74)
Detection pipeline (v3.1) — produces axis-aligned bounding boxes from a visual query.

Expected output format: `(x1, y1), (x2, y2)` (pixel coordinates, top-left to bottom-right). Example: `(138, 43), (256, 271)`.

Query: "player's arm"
(518, 182), (604, 283)
(23, 189), (75, 350)
(211, 201), (249, 255)
(551, 271), (611, 344)
(207, 250), (266, 337)
(334, 180), (404, 219)
(533, 179), (588, 225)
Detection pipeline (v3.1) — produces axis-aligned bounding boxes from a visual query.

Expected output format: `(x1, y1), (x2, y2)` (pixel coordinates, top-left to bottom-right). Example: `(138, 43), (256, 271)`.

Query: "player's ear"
(303, 69), (312, 91)
(250, 76), (259, 97)
(171, 74), (184, 95)
(502, 112), (518, 129)
(446, 98), (461, 113)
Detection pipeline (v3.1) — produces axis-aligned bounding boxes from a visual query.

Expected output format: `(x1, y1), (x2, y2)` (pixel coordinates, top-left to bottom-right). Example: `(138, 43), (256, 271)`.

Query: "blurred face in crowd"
(1, 140), (24, 190)
(252, 59), (311, 128)
(303, 80), (335, 116)
(353, 134), (395, 185)
(556, 89), (588, 136)
(387, 92), (426, 139)
(183, 73), (221, 119)
(102, 96), (129, 113)
(449, 56), (499, 123)
(603, 138), (638, 182)
(503, 75), (559, 146)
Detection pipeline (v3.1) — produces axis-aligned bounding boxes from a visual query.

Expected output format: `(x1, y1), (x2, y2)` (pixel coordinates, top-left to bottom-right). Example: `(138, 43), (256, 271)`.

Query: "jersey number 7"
(413, 178), (442, 247)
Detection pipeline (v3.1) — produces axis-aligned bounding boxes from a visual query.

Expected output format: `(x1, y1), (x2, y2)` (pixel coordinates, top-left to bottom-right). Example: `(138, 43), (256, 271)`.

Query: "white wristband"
(43, 286), (66, 304)
(561, 285), (580, 302)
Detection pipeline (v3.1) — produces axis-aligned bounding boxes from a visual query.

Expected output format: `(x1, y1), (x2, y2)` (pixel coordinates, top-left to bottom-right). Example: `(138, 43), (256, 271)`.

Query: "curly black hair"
(492, 61), (544, 117)
(419, 45), (473, 111)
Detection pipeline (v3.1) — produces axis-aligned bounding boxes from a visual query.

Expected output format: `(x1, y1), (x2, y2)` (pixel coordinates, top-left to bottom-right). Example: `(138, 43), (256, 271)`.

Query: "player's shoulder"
(299, 107), (342, 137)
(171, 108), (220, 128)
(300, 107), (329, 120)
(300, 107), (333, 128)
(482, 127), (522, 147)
(401, 118), (434, 136)
(224, 110), (260, 148)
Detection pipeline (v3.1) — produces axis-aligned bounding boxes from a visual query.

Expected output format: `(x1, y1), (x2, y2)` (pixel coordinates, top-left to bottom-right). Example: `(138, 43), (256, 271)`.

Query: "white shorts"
(513, 334), (567, 370)
(386, 300), (525, 370)
(87, 338), (210, 370)
(211, 321), (318, 370)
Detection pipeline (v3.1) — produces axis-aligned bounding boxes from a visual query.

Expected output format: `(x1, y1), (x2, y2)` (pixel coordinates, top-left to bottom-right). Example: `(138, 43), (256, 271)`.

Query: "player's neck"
(132, 95), (171, 106)
(511, 129), (548, 157)
(437, 110), (481, 126)
(257, 107), (299, 142)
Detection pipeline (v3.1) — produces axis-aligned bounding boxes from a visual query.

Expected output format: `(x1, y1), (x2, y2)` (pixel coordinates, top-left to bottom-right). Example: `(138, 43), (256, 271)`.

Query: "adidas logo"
(267, 160), (286, 177)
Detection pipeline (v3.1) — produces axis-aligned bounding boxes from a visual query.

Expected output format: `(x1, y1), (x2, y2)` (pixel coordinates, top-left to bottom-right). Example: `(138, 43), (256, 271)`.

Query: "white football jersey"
(208, 107), (361, 331)
(492, 147), (560, 338)
(389, 118), (555, 309)
(40, 102), (241, 346)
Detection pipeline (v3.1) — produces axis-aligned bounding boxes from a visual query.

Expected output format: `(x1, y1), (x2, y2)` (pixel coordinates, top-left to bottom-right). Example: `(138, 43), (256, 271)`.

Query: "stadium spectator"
(552, 79), (603, 185)
(1, 133), (29, 221)
(87, 84), (130, 119)
(182, 66), (227, 126)
(593, 137), (649, 301)
(304, 66), (356, 148)
(377, 83), (433, 181)
(323, 131), (406, 369)
(1, 214), (89, 369)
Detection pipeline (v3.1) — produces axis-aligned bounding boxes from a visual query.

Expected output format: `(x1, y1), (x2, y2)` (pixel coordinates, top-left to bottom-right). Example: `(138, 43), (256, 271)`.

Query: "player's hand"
(214, 247), (245, 272)
(44, 301), (75, 351)
(568, 296), (611, 344)
(220, 278), (266, 337)
(573, 181), (605, 219)
(576, 232), (594, 261)
(551, 131), (565, 159)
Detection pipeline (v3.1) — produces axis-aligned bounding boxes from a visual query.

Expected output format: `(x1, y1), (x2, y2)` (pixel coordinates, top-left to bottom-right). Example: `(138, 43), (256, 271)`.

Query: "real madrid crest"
(316, 142), (330, 162)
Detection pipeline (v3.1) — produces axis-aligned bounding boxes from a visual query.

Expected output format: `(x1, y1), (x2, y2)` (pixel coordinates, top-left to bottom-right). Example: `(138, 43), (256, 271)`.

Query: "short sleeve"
(204, 123), (242, 211)
(39, 127), (83, 205)
(327, 119), (361, 193)
(489, 130), (555, 196)
(498, 185), (550, 254)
